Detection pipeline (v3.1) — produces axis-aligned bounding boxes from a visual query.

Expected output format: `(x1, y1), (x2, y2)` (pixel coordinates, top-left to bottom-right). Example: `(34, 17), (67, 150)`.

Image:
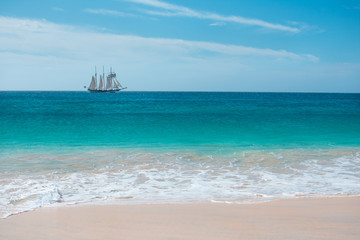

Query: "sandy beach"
(0, 197), (359, 240)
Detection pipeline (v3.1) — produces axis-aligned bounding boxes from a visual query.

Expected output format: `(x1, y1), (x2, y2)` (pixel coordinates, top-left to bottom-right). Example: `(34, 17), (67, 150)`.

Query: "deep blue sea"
(1, 91), (359, 217)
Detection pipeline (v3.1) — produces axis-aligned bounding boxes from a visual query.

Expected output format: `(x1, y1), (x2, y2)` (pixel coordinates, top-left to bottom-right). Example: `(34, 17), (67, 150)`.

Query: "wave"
(1, 148), (359, 218)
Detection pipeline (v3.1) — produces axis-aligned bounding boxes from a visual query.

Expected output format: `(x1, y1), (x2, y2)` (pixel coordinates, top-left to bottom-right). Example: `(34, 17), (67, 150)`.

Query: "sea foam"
(1, 148), (359, 218)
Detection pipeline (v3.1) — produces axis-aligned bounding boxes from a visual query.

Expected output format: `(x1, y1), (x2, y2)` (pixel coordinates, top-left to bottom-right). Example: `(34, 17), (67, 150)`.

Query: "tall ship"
(88, 67), (126, 93)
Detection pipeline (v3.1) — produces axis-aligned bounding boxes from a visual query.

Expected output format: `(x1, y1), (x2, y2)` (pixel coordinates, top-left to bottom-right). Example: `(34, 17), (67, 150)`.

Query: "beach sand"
(0, 197), (359, 240)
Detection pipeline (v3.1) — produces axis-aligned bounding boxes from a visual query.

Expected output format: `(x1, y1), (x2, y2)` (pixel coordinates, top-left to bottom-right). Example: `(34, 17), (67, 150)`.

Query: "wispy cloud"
(209, 22), (226, 27)
(84, 8), (136, 17)
(0, 16), (315, 62)
(126, 0), (300, 33)
(343, 2), (360, 11)
(52, 7), (64, 12)
(287, 21), (323, 33)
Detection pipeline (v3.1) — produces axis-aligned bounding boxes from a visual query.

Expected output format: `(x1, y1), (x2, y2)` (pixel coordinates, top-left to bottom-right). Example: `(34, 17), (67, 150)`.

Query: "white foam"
(1, 148), (360, 218)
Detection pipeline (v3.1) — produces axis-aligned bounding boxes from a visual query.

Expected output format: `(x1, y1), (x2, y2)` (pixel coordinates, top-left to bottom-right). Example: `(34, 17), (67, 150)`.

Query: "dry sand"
(0, 197), (359, 240)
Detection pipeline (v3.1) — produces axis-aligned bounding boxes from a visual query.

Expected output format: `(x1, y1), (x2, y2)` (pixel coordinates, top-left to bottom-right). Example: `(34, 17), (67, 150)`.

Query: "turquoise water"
(1, 91), (359, 151)
(0, 91), (359, 217)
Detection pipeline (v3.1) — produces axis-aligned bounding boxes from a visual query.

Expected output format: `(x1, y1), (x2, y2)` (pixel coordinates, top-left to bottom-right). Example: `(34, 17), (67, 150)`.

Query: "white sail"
(99, 75), (105, 90)
(106, 75), (113, 90)
(88, 76), (97, 90)
(115, 79), (123, 88)
(113, 80), (119, 89)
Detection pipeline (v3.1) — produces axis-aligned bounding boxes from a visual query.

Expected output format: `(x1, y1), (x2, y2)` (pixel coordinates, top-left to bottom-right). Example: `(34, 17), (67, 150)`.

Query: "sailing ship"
(88, 67), (126, 93)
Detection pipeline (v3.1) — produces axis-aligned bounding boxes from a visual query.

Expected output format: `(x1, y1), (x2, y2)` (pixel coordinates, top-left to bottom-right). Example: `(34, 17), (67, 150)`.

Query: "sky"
(0, 0), (359, 92)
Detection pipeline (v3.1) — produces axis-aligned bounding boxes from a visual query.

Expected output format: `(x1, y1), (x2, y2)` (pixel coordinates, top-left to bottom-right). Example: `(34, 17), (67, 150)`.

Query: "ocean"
(0, 91), (359, 218)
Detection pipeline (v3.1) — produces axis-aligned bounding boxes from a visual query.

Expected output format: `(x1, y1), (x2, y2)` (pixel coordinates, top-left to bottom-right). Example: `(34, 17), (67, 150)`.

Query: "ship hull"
(88, 89), (123, 93)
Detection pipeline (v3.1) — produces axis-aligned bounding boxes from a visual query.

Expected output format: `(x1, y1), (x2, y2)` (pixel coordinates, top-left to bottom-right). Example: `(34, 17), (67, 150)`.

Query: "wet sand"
(0, 197), (359, 240)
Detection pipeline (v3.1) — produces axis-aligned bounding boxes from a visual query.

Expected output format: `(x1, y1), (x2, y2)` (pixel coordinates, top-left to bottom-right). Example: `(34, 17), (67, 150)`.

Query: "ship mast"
(95, 66), (97, 90)
(110, 67), (113, 90)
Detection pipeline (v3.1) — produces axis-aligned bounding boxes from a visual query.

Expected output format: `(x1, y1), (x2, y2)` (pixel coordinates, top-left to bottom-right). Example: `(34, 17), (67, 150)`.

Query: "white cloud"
(84, 8), (136, 17)
(52, 7), (64, 12)
(126, 0), (300, 33)
(209, 22), (225, 27)
(0, 16), (320, 91)
(0, 16), (314, 61)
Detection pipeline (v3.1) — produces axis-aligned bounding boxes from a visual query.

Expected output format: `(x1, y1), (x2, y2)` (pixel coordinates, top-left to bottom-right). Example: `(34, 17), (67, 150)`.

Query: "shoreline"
(2, 147), (359, 219)
(1, 197), (359, 240)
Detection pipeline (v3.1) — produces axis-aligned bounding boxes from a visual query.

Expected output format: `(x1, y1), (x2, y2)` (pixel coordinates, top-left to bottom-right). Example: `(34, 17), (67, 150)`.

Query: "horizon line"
(1, 90), (359, 94)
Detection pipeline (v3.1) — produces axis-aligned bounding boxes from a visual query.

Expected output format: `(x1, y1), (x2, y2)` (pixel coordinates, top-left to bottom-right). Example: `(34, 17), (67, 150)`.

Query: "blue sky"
(0, 0), (359, 92)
